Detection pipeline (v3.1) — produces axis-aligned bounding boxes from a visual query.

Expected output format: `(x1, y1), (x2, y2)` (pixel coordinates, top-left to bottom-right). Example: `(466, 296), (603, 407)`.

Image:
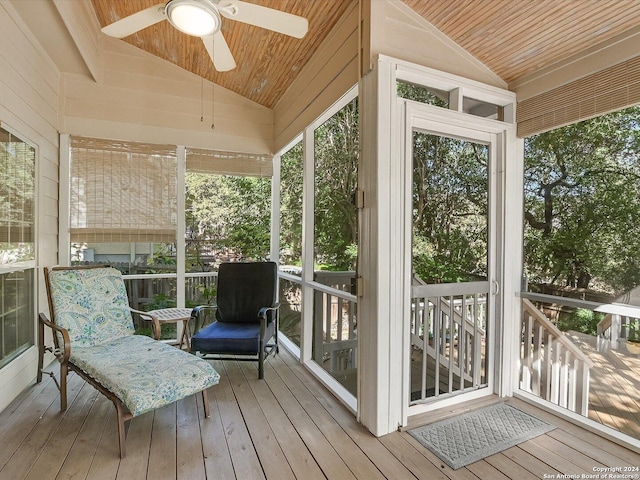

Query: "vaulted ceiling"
(404, 0), (640, 85)
(91, 0), (353, 109)
(58, 1), (640, 109)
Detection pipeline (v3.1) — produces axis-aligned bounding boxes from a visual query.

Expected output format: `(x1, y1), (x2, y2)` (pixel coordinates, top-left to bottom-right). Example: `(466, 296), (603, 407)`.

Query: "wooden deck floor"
(566, 331), (640, 439)
(1, 348), (639, 480)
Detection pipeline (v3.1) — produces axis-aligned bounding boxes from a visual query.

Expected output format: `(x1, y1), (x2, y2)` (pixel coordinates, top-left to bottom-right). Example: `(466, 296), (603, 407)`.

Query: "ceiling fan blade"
(220, 0), (308, 39)
(202, 32), (237, 72)
(101, 3), (166, 38)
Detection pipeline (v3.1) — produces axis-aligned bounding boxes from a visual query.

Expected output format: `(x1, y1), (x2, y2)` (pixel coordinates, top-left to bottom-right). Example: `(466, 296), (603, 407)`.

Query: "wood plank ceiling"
(91, 0), (352, 109)
(402, 0), (640, 85)
(91, 0), (640, 108)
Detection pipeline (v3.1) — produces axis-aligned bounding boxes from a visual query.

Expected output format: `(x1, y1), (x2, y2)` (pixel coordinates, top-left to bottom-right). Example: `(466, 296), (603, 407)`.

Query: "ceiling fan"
(100, 0), (309, 72)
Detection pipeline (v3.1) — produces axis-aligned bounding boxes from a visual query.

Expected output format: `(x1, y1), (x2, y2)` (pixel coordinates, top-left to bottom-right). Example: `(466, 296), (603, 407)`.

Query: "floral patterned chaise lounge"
(37, 265), (220, 458)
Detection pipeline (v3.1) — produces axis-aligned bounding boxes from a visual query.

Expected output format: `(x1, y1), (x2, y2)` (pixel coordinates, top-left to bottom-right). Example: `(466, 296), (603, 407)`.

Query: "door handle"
(492, 279), (500, 296)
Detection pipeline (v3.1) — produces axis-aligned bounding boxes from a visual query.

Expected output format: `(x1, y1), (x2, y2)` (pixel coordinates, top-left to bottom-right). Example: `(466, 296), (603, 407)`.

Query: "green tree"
(397, 80), (448, 108)
(524, 106), (640, 293)
(313, 98), (359, 271)
(185, 173), (271, 269)
(398, 80), (490, 284)
(279, 142), (303, 266)
(412, 133), (488, 283)
(185, 99), (359, 274)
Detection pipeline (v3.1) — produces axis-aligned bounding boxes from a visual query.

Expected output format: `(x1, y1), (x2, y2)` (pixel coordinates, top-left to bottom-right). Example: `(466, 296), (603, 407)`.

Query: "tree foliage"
(279, 142), (303, 266)
(524, 106), (640, 294)
(313, 98), (359, 271)
(185, 99), (359, 273)
(399, 78), (640, 295)
(412, 132), (488, 283)
(399, 81), (489, 283)
(185, 173), (271, 269)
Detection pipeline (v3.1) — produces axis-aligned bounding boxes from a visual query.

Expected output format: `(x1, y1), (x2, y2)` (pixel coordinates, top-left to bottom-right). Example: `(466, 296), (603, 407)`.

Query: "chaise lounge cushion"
(47, 267), (135, 347)
(70, 335), (220, 416)
(46, 266), (220, 418)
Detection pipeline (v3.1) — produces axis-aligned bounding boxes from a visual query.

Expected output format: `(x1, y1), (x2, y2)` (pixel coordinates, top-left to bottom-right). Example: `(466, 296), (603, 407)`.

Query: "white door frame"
(356, 55), (521, 436)
(401, 102), (502, 420)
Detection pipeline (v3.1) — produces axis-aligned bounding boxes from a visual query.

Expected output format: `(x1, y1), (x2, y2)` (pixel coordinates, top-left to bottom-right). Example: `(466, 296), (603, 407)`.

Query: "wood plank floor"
(1, 348), (639, 480)
(565, 331), (640, 439)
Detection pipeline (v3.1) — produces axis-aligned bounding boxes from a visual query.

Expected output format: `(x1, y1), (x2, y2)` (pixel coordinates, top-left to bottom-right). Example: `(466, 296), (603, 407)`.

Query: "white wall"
(368, 0), (506, 89)
(273, 0), (359, 151)
(0, 2), (61, 412)
(61, 37), (274, 155)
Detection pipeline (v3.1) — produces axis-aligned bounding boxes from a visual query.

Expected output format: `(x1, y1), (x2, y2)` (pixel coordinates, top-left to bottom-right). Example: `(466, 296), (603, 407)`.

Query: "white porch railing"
(411, 295), (487, 383)
(410, 281), (489, 401)
(597, 313), (620, 351)
(312, 271), (358, 375)
(520, 298), (593, 416)
(597, 312), (640, 353)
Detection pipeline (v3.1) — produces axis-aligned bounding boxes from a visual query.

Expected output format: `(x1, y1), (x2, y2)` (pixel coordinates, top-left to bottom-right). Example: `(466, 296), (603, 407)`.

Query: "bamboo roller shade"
(517, 56), (640, 138)
(69, 137), (273, 242)
(186, 148), (273, 177)
(70, 137), (178, 243)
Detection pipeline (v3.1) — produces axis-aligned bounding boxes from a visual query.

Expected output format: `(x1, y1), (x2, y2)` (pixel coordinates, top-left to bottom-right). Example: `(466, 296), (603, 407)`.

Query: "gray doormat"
(408, 402), (555, 469)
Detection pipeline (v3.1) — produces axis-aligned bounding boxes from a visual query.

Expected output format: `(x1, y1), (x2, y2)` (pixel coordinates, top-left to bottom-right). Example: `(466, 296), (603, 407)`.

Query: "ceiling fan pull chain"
(211, 81), (215, 131)
(200, 77), (204, 123)
(211, 34), (215, 131)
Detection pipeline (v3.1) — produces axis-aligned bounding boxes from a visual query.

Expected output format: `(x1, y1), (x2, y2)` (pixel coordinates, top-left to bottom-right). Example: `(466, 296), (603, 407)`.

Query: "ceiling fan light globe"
(166, 0), (220, 37)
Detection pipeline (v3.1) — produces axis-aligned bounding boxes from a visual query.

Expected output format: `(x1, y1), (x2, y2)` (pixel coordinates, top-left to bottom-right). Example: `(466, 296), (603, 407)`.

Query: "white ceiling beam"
(52, 0), (103, 83)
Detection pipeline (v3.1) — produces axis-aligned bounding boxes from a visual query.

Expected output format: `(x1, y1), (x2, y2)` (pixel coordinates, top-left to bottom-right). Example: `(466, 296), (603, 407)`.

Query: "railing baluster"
(421, 297), (428, 400)
(473, 294), (481, 388)
(459, 294), (467, 390)
(411, 299), (418, 348)
(349, 301), (356, 340)
(433, 296), (441, 396)
(532, 322), (542, 396)
(567, 356), (578, 412)
(544, 332), (552, 401)
(448, 295), (455, 394)
(579, 362), (590, 416)
(524, 313), (534, 391)
(336, 296), (344, 342)
(550, 340), (561, 405)
(559, 349), (570, 408)
(324, 293), (331, 342)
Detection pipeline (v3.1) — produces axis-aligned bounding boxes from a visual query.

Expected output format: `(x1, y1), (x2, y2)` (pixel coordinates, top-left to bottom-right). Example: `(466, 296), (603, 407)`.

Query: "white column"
(358, 58), (405, 435)
(270, 154), (281, 264)
(58, 134), (71, 266)
(176, 146), (186, 345)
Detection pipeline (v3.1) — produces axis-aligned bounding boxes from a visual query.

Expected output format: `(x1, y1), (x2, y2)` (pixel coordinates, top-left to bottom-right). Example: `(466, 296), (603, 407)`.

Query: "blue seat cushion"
(191, 321), (274, 355)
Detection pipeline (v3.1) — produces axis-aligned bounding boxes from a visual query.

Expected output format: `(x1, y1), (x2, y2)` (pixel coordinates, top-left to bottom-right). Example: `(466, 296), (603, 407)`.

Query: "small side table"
(142, 308), (193, 350)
